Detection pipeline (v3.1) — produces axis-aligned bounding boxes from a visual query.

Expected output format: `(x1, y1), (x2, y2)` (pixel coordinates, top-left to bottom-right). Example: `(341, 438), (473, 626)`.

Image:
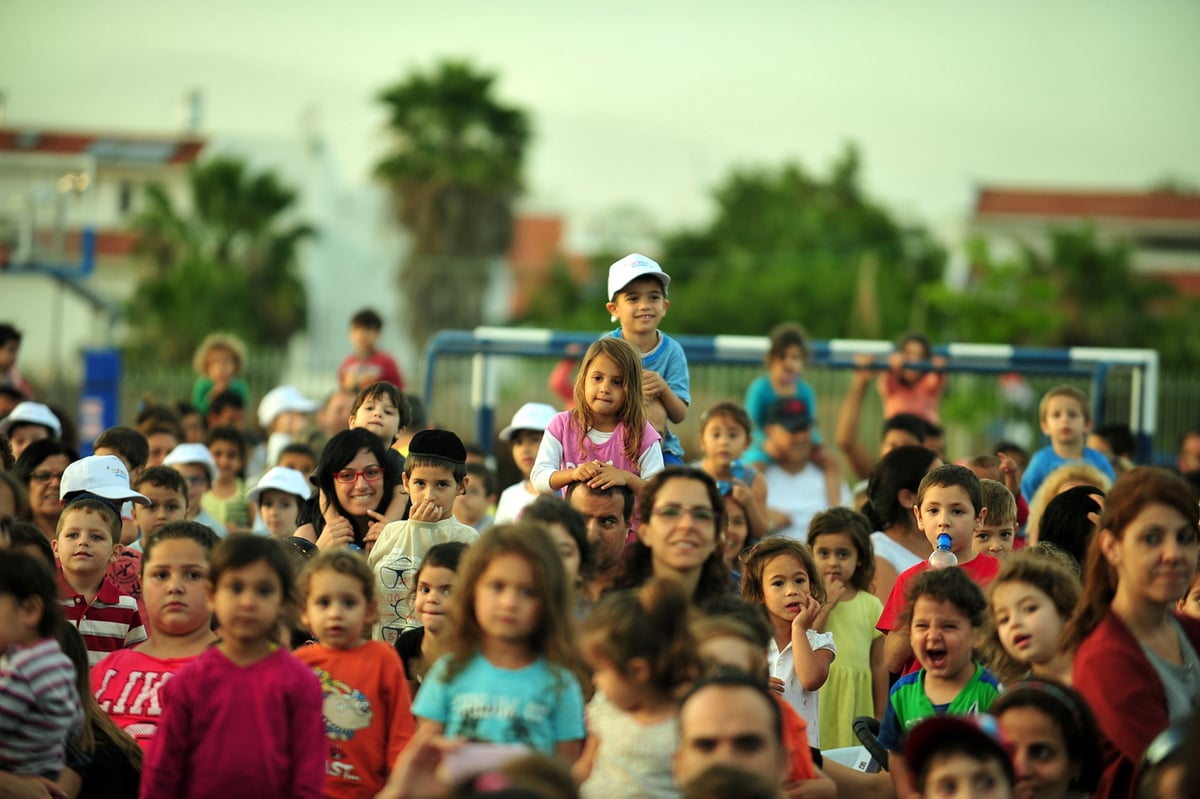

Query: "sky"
(2, 0), (1198, 247)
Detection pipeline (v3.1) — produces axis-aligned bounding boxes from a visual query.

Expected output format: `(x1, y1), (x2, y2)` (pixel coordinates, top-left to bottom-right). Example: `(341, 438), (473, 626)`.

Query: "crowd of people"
(1, 252), (1200, 799)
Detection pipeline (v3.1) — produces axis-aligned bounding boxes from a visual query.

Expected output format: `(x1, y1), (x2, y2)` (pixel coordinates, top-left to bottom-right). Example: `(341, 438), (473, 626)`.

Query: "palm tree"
(375, 60), (531, 350)
(129, 157), (313, 361)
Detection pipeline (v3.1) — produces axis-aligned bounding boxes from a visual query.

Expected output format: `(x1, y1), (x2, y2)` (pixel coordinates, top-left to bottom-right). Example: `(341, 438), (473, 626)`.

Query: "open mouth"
(1012, 633), (1032, 650)
(924, 648), (948, 669)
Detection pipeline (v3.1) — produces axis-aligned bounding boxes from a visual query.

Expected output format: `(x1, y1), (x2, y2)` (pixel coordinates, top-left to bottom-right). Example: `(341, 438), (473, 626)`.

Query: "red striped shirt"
(58, 573), (147, 667)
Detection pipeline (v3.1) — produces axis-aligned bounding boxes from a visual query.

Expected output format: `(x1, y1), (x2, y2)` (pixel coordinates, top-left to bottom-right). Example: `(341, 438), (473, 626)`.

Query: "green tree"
(375, 60), (530, 350)
(128, 156), (312, 362)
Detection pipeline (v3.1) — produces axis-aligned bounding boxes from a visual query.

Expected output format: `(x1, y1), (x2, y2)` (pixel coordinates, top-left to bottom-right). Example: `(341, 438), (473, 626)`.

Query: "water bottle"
(928, 533), (958, 569)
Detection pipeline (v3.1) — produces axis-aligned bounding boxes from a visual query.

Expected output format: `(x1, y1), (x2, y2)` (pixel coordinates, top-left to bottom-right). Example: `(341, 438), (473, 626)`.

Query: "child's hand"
(572, 460), (603, 482)
(791, 593), (821, 633)
(887, 351), (905, 371)
(730, 480), (754, 509)
(588, 464), (631, 489)
(642, 369), (666, 400)
(409, 500), (444, 523)
(317, 500), (355, 550)
(823, 573), (845, 603)
(853, 352), (878, 372)
(931, 354), (948, 370)
(768, 676), (786, 695)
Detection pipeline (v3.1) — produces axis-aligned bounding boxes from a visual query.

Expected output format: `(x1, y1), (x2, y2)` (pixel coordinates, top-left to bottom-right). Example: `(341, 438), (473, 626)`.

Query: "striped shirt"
(59, 574), (147, 667)
(0, 637), (83, 777)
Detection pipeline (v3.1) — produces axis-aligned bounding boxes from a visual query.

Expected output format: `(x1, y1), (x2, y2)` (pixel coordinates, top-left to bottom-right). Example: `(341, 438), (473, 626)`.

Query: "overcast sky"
(3, 0), (1198, 244)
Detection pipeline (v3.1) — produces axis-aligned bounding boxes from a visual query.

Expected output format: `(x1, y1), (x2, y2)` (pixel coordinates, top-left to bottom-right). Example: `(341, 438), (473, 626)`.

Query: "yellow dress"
(819, 590), (883, 749)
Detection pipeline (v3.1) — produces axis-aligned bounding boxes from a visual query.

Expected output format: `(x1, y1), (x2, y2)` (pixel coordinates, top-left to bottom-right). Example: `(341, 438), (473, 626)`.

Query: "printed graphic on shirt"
(93, 666), (172, 744)
(377, 553), (417, 645)
(314, 668), (374, 783)
(451, 693), (547, 747)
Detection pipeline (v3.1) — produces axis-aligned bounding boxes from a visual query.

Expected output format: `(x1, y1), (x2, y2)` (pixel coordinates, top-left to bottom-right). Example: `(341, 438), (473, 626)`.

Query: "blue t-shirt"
(608, 329), (690, 458)
(743, 375), (822, 466)
(412, 653), (585, 753)
(1019, 445), (1116, 502)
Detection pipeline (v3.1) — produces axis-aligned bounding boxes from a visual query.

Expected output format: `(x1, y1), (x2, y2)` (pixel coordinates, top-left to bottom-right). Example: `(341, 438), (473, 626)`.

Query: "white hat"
(258, 385), (318, 429)
(0, 401), (62, 438)
(499, 402), (558, 442)
(60, 455), (149, 505)
(607, 253), (670, 301)
(162, 443), (218, 485)
(246, 466), (312, 506)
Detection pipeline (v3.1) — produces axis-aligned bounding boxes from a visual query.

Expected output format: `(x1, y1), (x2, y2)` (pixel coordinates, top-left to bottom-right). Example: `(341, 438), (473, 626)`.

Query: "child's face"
(275, 411), (310, 437)
(996, 706), (1074, 799)
(583, 353), (627, 423)
(543, 522), (581, 586)
(700, 415), (750, 468)
(915, 484), (985, 554)
(1040, 396), (1088, 447)
(134, 483), (188, 536)
(453, 478), (491, 527)
(509, 430), (543, 479)
(349, 324), (380, 354)
(910, 596), (975, 683)
(10, 423), (50, 460)
(990, 581), (1064, 671)
(403, 464), (461, 521)
(0, 337), (18, 371)
(332, 449), (384, 516)
(208, 439), (244, 480)
(181, 412), (205, 444)
(697, 634), (764, 677)
(142, 537), (211, 638)
(54, 508), (118, 583)
(206, 348), (238, 382)
(0, 593), (40, 649)
(146, 433), (179, 467)
(921, 752), (1013, 799)
(761, 554), (812, 624)
(278, 451), (316, 478)
(769, 345), (805, 386)
(588, 653), (644, 714)
(881, 427), (923, 456)
(900, 340), (930, 383)
(258, 489), (301, 539)
(474, 553), (541, 645)
(93, 446), (133, 472)
(722, 497), (748, 566)
(172, 464), (209, 519)
(207, 559), (284, 647)
(414, 565), (455, 634)
(1176, 572), (1200, 620)
(605, 277), (668, 337)
(350, 394), (401, 444)
(811, 532), (860, 593)
(302, 569), (374, 649)
(973, 522), (1015, 558)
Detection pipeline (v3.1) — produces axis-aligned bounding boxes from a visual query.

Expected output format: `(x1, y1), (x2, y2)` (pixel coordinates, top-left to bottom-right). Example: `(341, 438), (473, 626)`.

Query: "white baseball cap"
(0, 401), (63, 438)
(258, 385), (318, 429)
(60, 455), (149, 505)
(246, 466), (313, 506)
(499, 402), (558, 442)
(607, 253), (670, 301)
(162, 443), (218, 485)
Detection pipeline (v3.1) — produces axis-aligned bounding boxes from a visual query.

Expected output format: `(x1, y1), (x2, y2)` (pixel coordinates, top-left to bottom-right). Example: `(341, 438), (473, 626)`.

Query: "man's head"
(675, 670), (789, 789)
(566, 481), (633, 575)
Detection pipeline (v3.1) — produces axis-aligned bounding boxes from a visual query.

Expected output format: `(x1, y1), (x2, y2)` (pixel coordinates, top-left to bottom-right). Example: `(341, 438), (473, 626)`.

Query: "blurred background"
(1, 0), (1198, 461)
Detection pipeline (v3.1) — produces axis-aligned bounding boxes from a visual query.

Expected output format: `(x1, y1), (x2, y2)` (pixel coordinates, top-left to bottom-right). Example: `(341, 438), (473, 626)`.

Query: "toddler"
(530, 338), (664, 494)
(247, 466), (311, 540)
(575, 578), (700, 799)
(296, 550), (415, 798)
(494, 402), (556, 524)
(339, 308), (406, 392)
(1020, 385), (1116, 502)
(191, 333), (250, 416)
(140, 535), (326, 798)
(163, 442), (226, 537)
(903, 715), (1014, 799)
(806, 507), (887, 749)
(454, 462), (496, 531)
(258, 384), (319, 471)
(878, 568), (1001, 797)
(202, 425), (251, 533)
(987, 547), (1080, 685)
(744, 323), (820, 467)
(974, 479), (1017, 558)
(696, 402), (769, 541)
(739, 537), (835, 747)
(0, 552), (82, 779)
(0, 400), (62, 460)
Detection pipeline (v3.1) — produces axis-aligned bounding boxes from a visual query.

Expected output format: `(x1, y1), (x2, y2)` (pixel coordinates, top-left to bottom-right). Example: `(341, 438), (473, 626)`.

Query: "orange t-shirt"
(774, 693), (817, 781)
(295, 640), (416, 799)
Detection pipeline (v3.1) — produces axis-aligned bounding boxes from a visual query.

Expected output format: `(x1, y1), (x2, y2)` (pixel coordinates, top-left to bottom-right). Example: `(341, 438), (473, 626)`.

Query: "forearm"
(657, 385), (688, 424)
(871, 639), (889, 718)
(812, 598), (838, 633)
(790, 632), (831, 691)
(883, 629), (913, 674)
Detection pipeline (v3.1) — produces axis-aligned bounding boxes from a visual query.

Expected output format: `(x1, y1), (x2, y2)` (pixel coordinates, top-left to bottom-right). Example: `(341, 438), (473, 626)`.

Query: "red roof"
(0, 127), (205, 165)
(976, 188), (1200, 222)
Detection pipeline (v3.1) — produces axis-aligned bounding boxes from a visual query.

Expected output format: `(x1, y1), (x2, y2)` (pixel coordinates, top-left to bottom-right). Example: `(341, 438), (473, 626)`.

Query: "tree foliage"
(127, 157), (312, 362)
(375, 60), (531, 349)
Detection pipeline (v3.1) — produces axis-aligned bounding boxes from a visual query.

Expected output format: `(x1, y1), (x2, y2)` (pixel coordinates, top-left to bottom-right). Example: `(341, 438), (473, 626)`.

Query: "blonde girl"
(530, 338), (664, 494)
(140, 535), (326, 798)
(806, 508), (887, 749)
(574, 577), (700, 799)
(409, 523), (585, 759)
(740, 538), (836, 747)
(190, 332), (250, 415)
(986, 546), (1080, 686)
(295, 550), (415, 799)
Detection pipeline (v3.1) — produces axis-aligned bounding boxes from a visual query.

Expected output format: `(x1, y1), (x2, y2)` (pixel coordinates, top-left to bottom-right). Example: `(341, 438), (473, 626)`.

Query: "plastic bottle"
(927, 533), (958, 569)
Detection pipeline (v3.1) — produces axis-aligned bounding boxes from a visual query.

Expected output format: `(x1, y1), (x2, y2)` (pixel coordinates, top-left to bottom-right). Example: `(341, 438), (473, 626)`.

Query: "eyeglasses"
(30, 470), (65, 483)
(651, 505), (716, 523)
(333, 466), (384, 484)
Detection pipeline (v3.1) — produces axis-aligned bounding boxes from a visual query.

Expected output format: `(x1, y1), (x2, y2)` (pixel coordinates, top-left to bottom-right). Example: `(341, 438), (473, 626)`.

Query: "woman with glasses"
(294, 428), (400, 551)
(616, 466), (730, 605)
(12, 438), (76, 539)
